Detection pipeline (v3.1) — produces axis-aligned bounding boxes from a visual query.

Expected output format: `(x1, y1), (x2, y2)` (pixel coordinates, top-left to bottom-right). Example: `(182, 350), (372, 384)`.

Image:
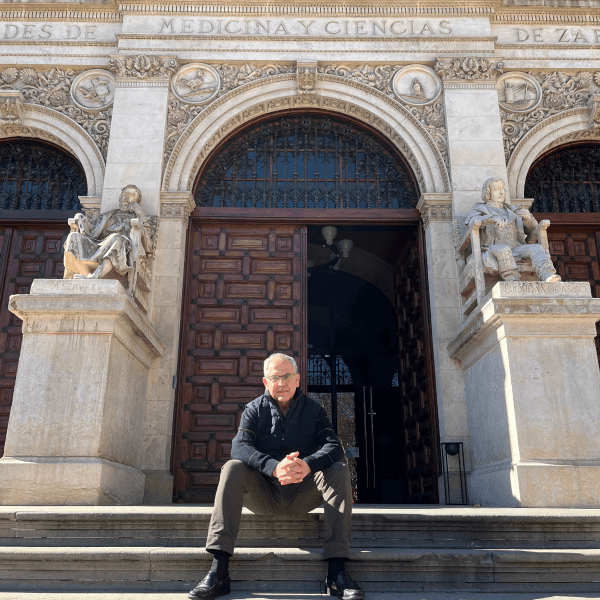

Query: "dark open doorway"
(306, 225), (438, 504)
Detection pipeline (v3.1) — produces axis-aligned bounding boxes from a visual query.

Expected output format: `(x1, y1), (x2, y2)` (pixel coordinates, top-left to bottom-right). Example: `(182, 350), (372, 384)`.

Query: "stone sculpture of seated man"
(465, 177), (561, 283)
(63, 184), (151, 283)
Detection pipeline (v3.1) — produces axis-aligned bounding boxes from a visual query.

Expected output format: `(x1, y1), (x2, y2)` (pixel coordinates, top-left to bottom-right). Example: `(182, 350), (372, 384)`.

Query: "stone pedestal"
(0, 279), (164, 505)
(448, 281), (600, 508)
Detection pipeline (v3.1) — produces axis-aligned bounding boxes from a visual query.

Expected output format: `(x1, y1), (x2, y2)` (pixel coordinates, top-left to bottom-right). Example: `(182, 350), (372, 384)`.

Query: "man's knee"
(219, 459), (249, 483)
(323, 461), (350, 482)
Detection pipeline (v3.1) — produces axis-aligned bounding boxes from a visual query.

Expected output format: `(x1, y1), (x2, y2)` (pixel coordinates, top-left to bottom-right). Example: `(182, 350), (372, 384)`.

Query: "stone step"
(2, 506), (600, 549)
(1, 546), (600, 593)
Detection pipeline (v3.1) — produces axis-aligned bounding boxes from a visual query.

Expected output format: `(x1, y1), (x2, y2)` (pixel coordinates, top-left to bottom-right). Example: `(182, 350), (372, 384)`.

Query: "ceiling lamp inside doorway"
(309, 226), (354, 274)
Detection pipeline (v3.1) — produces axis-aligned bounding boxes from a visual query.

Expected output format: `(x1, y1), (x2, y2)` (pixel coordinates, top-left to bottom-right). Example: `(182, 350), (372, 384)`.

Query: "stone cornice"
(118, 1), (496, 16)
(0, 7), (121, 22)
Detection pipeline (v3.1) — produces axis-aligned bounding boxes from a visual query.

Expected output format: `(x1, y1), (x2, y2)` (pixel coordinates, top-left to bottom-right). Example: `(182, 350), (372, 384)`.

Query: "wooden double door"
(172, 220), (440, 504)
(0, 223), (69, 457)
(173, 222), (307, 502)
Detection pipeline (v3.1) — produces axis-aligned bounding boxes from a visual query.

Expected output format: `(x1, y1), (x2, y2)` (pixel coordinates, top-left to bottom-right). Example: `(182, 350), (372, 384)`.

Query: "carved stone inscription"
(0, 22), (119, 41)
(155, 17), (474, 37)
(498, 281), (591, 297)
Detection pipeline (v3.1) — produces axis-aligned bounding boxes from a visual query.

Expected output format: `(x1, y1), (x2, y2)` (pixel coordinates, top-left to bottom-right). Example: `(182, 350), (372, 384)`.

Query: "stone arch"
(0, 104), (105, 197)
(507, 107), (593, 200)
(163, 74), (450, 195)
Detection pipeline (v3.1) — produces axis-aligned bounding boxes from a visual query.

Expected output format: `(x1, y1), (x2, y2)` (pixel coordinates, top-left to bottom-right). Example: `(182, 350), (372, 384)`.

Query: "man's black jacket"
(231, 390), (344, 478)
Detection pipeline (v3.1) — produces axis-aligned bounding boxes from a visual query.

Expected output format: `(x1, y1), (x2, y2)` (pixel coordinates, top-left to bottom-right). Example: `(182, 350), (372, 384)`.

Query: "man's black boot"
(326, 558), (365, 600)
(189, 551), (231, 599)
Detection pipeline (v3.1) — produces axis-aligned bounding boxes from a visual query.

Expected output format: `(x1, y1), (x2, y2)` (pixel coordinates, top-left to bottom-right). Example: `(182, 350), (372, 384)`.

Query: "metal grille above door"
(0, 139), (86, 211)
(525, 143), (600, 213)
(194, 114), (419, 210)
(173, 223), (307, 503)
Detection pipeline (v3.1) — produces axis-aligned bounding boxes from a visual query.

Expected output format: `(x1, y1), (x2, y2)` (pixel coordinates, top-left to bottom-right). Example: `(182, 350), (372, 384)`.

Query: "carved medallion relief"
(171, 64), (221, 105)
(70, 69), (116, 111)
(496, 72), (541, 113)
(392, 65), (441, 106)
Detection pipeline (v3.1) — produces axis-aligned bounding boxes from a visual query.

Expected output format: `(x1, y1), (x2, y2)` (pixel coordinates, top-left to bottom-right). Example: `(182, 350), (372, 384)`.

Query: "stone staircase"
(1, 506), (600, 593)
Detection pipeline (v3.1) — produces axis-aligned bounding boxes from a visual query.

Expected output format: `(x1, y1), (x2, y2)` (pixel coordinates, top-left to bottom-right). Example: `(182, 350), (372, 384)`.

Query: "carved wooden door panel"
(394, 228), (439, 503)
(173, 222), (307, 503)
(547, 229), (600, 367)
(0, 225), (67, 457)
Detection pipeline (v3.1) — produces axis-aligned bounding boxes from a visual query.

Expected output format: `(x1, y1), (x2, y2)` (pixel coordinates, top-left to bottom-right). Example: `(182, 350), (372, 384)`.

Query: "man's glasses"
(265, 373), (296, 383)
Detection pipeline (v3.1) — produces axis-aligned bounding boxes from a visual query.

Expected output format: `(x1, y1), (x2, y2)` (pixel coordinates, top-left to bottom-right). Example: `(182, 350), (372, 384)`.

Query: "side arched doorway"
(0, 138), (86, 457)
(525, 142), (600, 366)
(172, 111), (439, 504)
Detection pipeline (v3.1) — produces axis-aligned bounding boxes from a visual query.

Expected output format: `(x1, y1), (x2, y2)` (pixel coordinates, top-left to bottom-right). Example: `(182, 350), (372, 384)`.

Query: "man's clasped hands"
(273, 451), (311, 485)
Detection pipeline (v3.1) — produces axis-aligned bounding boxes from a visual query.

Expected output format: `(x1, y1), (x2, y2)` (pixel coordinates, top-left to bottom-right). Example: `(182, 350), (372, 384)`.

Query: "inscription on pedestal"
(497, 281), (591, 298)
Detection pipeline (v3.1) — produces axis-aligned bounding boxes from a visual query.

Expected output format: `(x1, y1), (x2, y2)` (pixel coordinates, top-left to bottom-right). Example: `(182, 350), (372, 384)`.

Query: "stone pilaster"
(417, 193), (470, 502)
(436, 57), (508, 216)
(102, 54), (178, 215)
(141, 191), (194, 504)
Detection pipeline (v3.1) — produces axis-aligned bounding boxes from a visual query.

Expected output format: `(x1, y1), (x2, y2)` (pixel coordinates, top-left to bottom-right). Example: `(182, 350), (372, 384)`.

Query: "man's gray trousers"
(206, 459), (352, 559)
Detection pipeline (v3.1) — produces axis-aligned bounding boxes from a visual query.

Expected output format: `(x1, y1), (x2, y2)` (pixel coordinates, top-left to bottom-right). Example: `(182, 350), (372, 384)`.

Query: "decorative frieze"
(164, 63), (296, 165)
(108, 55), (179, 80)
(297, 63), (317, 95)
(501, 71), (600, 161)
(0, 67), (112, 159)
(434, 57), (504, 82)
(0, 90), (24, 126)
(587, 94), (600, 129)
(319, 63), (449, 170)
(416, 193), (453, 229)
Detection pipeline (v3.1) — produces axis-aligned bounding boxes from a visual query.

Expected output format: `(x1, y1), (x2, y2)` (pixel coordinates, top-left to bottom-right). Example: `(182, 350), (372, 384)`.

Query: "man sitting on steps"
(189, 352), (365, 600)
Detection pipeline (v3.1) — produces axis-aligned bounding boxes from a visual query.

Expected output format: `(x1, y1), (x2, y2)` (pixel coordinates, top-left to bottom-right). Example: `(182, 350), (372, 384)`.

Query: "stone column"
(142, 192), (194, 504)
(417, 193), (470, 503)
(0, 280), (164, 505)
(437, 56), (507, 217)
(102, 54), (178, 214)
(448, 282), (600, 507)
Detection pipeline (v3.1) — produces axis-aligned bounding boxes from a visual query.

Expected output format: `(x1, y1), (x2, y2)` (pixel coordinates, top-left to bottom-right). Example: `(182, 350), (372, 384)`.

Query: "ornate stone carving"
(501, 71), (597, 161)
(171, 63), (220, 105)
(496, 72), (541, 113)
(434, 57), (504, 82)
(393, 65), (442, 106)
(297, 63), (317, 95)
(160, 202), (193, 227)
(70, 69), (116, 111)
(108, 55), (179, 80)
(417, 194), (453, 229)
(408, 101), (449, 169)
(164, 63), (296, 165)
(318, 64), (398, 96)
(64, 184), (156, 297)
(0, 67), (112, 159)
(0, 90), (23, 126)
(587, 94), (600, 129)
(317, 63), (449, 171)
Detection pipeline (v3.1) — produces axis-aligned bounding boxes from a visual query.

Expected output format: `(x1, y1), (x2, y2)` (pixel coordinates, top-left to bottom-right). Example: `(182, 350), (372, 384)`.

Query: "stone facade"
(0, 0), (599, 507)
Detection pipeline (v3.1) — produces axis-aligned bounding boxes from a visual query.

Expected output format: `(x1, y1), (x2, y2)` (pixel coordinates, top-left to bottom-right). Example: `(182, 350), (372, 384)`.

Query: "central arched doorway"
(172, 111), (439, 504)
